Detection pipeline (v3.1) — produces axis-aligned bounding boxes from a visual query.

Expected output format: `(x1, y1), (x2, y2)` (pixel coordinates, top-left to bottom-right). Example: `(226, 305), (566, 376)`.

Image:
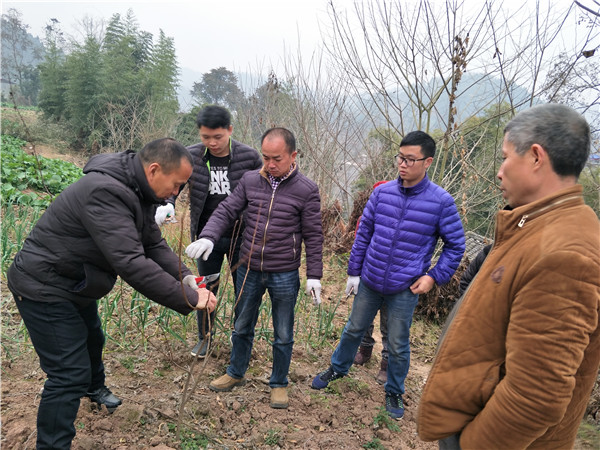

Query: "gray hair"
(504, 104), (590, 178)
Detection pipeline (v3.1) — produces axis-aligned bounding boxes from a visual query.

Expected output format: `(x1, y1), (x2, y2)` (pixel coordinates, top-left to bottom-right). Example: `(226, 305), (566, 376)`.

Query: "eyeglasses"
(394, 154), (428, 167)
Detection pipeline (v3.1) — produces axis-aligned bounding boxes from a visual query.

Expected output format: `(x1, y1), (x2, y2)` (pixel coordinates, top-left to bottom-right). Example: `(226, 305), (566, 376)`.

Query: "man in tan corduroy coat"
(417, 103), (600, 449)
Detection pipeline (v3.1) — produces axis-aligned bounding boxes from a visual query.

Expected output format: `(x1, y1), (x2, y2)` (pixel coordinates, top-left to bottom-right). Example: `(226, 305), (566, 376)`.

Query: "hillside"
(1, 144), (598, 449)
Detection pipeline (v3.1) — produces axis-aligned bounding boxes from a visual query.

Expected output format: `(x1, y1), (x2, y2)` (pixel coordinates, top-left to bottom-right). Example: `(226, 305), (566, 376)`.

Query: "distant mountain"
(357, 72), (531, 131)
(0, 19), (46, 74)
(176, 67), (202, 112)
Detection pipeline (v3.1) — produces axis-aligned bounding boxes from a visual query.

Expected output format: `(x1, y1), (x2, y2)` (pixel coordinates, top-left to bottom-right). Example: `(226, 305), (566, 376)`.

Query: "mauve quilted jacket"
(199, 165), (323, 278)
(348, 174), (465, 294)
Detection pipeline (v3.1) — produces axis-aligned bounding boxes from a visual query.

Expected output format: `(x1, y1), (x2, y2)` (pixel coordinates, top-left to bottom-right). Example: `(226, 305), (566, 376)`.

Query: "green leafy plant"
(363, 438), (385, 449)
(264, 427), (283, 446)
(1, 135), (83, 207)
(373, 407), (401, 432)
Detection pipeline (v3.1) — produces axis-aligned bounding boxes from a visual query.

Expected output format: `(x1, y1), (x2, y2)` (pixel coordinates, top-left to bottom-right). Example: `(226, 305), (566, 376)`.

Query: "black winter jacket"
(199, 166), (323, 278)
(7, 151), (199, 315)
(169, 139), (262, 241)
(458, 243), (492, 295)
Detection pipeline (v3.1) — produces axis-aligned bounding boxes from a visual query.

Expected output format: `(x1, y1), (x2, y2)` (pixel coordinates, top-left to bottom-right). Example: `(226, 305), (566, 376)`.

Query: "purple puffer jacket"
(348, 175), (465, 294)
(199, 166), (323, 278)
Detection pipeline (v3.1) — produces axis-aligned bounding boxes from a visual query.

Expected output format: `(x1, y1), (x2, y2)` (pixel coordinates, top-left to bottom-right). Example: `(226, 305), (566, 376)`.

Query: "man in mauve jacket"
(7, 138), (216, 449)
(186, 127), (323, 410)
(156, 105), (262, 359)
(417, 103), (600, 449)
(311, 131), (466, 421)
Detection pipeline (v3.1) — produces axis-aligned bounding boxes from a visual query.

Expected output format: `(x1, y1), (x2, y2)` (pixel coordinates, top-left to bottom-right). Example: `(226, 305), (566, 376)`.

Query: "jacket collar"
(202, 138), (233, 162)
(397, 173), (430, 195)
(495, 184), (584, 233)
(260, 162), (298, 181)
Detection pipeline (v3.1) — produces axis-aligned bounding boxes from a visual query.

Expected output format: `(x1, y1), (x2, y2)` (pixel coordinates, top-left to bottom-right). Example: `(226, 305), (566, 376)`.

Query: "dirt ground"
(1, 321), (437, 450)
(1, 144), (438, 449)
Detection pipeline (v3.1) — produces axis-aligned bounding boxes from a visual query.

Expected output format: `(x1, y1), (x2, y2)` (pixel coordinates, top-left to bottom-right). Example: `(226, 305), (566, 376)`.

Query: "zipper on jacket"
(517, 195), (579, 228)
(260, 189), (276, 272)
(292, 233), (297, 261)
(517, 215), (528, 227)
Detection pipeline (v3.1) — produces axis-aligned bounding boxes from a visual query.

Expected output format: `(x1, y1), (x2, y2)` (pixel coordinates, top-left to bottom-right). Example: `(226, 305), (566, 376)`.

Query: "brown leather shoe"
(270, 387), (288, 409)
(209, 374), (246, 392)
(354, 345), (373, 365)
(376, 358), (388, 385)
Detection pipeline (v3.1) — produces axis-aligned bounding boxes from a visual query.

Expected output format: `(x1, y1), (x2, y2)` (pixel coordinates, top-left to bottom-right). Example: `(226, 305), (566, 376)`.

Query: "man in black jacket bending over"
(7, 138), (216, 449)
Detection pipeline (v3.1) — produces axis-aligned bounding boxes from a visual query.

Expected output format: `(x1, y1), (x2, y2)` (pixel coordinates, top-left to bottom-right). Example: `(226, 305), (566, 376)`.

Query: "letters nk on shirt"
(210, 168), (230, 195)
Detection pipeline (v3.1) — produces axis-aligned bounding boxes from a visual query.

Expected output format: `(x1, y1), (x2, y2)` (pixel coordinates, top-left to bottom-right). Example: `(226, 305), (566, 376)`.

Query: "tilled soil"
(1, 327), (437, 449)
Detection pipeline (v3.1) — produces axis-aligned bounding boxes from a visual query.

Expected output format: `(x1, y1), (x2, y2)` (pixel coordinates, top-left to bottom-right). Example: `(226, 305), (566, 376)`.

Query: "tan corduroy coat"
(417, 185), (600, 449)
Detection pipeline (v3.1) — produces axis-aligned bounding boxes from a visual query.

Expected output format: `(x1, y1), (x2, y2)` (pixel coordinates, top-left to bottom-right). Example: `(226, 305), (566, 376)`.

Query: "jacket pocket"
(70, 263), (117, 299)
(479, 360), (505, 406)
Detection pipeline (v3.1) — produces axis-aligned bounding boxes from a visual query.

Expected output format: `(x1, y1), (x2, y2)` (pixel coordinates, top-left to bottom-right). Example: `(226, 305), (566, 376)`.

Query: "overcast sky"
(3, 0), (329, 75)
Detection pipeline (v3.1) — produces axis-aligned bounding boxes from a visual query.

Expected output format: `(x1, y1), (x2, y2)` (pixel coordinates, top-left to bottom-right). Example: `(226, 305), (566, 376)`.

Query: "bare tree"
(313, 0), (596, 234)
(1, 8), (43, 105)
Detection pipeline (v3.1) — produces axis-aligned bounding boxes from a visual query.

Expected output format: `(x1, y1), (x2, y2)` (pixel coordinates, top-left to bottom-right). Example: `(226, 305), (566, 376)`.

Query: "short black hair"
(196, 105), (232, 129)
(260, 127), (296, 154)
(400, 130), (436, 158)
(138, 138), (192, 173)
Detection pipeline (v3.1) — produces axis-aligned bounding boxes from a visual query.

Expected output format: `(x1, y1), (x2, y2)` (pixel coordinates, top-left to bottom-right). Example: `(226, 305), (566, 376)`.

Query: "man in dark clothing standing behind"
(7, 138), (217, 449)
(156, 105), (262, 358)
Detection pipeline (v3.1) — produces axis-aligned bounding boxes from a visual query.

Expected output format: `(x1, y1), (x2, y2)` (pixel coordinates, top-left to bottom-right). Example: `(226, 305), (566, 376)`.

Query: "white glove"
(306, 279), (322, 305)
(185, 238), (214, 261)
(345, 276), (360, 296)
(155, 203), (175, 226)
(183, 274), (198, 289)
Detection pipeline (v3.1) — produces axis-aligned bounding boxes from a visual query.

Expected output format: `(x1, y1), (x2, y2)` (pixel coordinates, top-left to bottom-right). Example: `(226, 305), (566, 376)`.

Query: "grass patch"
(363, 438), (385, 449)
(373, 407), (401, 432)
(410, 318), (442, 363)
(264, 427), (284, 446)
(576, 420), (600, 449)
(325, 375), (370, 396)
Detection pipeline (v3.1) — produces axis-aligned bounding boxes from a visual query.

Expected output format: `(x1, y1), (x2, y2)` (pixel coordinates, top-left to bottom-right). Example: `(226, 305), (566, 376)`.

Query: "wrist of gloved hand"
(155, 203), (175, 226)
(183, 274), (198, 289)
(306, 278), (322, 305)
(345, 276), (360, 295)
(185, 238), (214, 261)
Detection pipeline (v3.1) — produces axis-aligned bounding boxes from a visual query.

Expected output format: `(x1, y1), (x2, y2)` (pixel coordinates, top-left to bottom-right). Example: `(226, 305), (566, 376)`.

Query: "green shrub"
(1, 134), (83, 207)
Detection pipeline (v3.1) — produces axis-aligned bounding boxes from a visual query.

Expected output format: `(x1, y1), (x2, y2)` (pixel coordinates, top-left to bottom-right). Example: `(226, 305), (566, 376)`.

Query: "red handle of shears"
(195, 276), (206, 288)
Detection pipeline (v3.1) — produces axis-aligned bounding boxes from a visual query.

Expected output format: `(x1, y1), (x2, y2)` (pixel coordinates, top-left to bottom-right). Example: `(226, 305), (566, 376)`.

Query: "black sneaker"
(385, 392), (404, 419)
(191, 338), (210, 358)
(86, 386), (122, 413)
(311, 366), (345, 390)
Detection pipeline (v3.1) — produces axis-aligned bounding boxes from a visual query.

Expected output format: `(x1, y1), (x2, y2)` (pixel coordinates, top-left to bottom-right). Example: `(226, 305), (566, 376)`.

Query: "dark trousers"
(439, 434), (462, 449)
(196, 235), (242, 340)
(15, 296), (105, 449)
(359, 303), (389, 360)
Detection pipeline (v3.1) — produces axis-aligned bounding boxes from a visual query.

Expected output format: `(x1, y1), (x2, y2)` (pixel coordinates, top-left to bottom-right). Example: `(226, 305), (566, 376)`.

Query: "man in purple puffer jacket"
(312, 130), (465, 420)
(186, 127), (323, 410)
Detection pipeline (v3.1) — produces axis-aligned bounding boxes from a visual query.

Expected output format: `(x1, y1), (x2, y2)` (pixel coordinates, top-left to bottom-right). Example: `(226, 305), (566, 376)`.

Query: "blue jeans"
(331, 283), (418, 395)
(227, 265), (300, 388)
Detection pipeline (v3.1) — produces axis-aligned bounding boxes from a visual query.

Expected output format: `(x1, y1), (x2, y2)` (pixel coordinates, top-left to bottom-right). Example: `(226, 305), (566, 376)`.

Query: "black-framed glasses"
(394, 154), (428, 167)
